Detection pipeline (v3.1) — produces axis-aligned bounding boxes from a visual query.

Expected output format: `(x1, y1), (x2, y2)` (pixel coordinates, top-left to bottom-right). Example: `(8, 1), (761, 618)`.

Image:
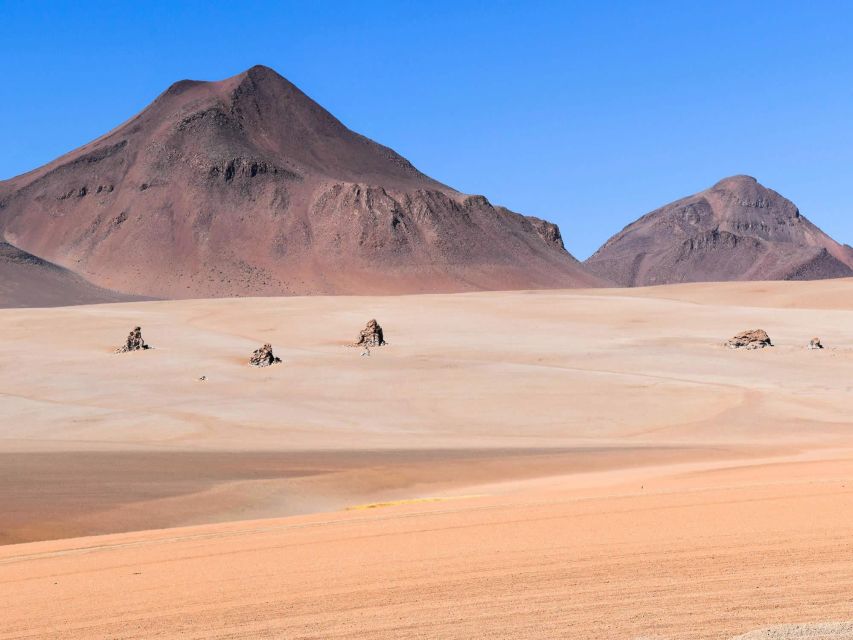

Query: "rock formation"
(249, 343), (281, 367)
(355, 319), (385, 347)
(0, 65), (603, 298)
(585, 176), (853, 286)
(808, 337), (824, 350)
(116, 326), (149, 353)
(726, 329), (772, 350)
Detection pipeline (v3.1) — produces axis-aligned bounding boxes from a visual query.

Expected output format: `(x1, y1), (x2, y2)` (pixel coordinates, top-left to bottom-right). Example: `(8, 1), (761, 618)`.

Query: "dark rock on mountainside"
(0, 65), (602, 300)
(585, 176), (853, 286)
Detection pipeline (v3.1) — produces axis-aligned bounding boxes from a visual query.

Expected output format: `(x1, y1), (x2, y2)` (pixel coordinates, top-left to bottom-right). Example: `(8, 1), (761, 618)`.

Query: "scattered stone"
(808, 337), (824, 350)
(249, 343), (281, 367)
(355, 319), (385, 347)
(726, 329), (772, 350)
(116, 326), (150, 353)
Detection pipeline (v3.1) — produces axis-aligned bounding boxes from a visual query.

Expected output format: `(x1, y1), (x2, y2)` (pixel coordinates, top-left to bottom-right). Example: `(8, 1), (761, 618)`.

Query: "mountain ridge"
(584, 175), (853, 286)
(0, 65), (602, 299)
(3, 68), (852, 301)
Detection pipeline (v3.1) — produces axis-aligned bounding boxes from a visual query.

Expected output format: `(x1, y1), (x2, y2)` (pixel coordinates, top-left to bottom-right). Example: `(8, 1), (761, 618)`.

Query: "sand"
(1, 280), (852, 638)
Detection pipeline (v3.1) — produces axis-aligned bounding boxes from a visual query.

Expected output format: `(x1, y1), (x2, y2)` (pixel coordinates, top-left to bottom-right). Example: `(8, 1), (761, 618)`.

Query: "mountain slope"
(0, 242), (140, 308)
(585, 176), (853, 286)
(0, 65), (602, 298)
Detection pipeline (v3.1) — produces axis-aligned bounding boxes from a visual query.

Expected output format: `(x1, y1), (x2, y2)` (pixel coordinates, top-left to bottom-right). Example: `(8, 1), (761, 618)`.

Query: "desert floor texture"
(1, 280), (852, 639)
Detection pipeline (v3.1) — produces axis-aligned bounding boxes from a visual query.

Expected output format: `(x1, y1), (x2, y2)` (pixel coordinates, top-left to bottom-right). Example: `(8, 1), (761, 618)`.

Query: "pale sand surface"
(1, 279), (852, 637)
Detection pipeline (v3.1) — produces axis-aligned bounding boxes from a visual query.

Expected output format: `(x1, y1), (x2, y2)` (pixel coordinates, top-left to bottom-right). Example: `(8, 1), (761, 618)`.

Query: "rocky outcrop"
(355, 319), (385, 347)
(585, 176), (853, 286)
(726, 329), (772, 350)
(249, 343), (281, 367)
(116, 326), (149, 353)
(808, 337), (824, 350)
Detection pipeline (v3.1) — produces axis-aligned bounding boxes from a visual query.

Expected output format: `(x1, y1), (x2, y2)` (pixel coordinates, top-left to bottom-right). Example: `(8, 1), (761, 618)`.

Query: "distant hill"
(0, 65), (602, 300)
(0, 242), (138, 308)
(585, 175), (853, 286)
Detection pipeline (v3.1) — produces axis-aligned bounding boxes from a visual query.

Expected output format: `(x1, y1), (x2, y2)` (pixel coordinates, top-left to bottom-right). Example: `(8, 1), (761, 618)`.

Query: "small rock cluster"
(725, 330), (830, 350)
(726, 329), (772, 350)
(116, 326), (150, 353)
(355, 319), (385, 347)
(249, 343), (281, 367)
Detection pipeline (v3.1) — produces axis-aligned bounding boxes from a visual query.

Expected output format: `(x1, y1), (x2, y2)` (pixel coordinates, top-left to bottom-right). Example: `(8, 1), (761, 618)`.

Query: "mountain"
(0, 241), (139, 308)
(0, 65), (602, 299)
(585, 176), (853, 286)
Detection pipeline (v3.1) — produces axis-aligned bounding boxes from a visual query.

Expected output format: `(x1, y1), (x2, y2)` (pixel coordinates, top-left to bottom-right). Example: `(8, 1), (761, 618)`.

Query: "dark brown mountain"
(0, 65), (602, 299)
(585, 176), (853, 286)
(0, 241), (139, 308)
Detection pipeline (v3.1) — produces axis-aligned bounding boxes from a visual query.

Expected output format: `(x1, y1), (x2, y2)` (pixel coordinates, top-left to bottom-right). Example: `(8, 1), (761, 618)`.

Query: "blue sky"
(2, 1), (852, 258)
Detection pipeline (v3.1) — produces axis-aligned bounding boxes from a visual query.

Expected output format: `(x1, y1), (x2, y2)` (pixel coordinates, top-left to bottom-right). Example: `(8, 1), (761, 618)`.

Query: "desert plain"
(1, 279), (852, 639)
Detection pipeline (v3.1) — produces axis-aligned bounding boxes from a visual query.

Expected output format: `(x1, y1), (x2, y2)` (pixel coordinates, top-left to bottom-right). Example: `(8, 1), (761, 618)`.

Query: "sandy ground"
(1, 280), (852, 637)
(2, 453), (852, 639)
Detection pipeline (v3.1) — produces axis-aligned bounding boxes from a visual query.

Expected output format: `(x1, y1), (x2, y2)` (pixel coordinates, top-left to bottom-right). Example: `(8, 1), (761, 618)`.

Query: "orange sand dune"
(1, 452), (852, 639)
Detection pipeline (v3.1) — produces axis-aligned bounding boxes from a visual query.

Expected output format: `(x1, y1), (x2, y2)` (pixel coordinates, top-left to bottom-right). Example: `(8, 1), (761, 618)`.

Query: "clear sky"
(2, 1), (852, 258)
